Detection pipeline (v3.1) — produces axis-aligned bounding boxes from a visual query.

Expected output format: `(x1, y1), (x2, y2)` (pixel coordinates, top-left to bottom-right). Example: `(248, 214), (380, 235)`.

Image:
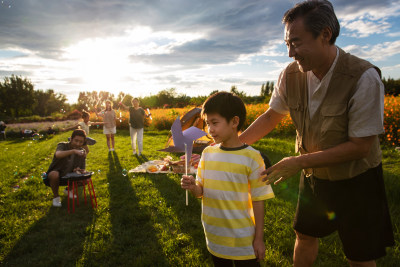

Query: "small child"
(62, 110), (98, 154)
(43, 129), (88, 207)
(181, 92), (274, 266)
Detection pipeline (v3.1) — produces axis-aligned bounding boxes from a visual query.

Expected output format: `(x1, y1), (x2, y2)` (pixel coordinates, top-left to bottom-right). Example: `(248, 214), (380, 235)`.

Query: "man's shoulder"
(56, 142), (70, 149)
(285, 61), (301, 74)
(337, 47), (378, 76)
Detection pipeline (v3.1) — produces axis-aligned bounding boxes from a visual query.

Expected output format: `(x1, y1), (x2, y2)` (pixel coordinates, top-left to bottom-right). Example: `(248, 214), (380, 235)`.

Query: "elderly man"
(239, 1), (394, 266)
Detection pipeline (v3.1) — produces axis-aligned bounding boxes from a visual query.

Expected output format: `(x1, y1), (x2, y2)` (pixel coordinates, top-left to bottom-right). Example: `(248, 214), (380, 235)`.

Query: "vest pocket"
(288, 102), (304, 132)
(320, 104), (348, 147)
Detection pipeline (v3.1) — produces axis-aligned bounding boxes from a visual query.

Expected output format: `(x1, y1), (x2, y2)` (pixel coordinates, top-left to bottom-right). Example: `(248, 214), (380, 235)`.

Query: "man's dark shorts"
(293, 163), (394, 261)
(43, 170), (69, 187)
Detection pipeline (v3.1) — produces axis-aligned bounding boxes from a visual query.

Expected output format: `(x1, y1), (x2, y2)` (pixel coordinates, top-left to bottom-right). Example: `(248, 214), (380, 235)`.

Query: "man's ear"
(321, 27), (332, 44)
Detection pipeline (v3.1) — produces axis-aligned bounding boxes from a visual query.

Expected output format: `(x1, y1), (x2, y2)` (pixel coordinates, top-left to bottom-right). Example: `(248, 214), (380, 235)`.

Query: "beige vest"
(285, 48), (382, 181)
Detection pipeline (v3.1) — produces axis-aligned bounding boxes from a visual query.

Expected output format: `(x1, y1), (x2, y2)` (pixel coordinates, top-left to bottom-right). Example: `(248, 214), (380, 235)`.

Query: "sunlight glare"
(62, 26), (204, 94)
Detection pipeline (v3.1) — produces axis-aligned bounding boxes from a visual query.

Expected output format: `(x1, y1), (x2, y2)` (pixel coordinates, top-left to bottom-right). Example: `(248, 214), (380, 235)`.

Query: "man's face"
(132, 99), (139, 108)
(284, 18), (326, 73)
(70, 135), (85, 149)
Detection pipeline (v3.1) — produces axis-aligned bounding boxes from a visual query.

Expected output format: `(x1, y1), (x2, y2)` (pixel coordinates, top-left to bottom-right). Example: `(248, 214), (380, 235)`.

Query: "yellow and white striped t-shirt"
(196, 144), (274, 260)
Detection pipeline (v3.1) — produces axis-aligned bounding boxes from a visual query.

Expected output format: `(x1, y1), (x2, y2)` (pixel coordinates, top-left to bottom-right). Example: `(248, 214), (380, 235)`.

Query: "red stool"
(62, 172), (97, 213)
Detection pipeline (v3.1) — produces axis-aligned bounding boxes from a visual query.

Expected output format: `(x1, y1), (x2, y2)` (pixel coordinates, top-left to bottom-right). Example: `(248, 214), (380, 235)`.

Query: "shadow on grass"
(95, 151), (168, 266)
(147, 172), (211, 262)
(2, 197), (94, 266)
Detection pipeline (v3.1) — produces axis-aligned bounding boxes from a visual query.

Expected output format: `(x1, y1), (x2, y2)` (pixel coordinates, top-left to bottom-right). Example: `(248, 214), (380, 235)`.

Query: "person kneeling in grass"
(43, 129), (87, 207)
(181, 92), (275, 266)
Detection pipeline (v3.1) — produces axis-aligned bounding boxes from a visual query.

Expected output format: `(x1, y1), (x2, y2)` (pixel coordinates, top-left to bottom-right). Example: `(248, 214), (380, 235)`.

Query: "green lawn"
(0, 130), (399, 266)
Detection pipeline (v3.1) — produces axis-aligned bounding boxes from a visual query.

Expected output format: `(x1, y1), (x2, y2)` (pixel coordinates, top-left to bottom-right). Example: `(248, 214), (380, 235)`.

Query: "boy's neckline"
(219, 144), (248, 151)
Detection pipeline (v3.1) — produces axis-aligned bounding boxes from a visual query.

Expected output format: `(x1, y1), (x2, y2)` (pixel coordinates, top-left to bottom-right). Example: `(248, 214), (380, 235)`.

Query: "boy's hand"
(181, 175), (195, 190)
(253, 238), (266, 261)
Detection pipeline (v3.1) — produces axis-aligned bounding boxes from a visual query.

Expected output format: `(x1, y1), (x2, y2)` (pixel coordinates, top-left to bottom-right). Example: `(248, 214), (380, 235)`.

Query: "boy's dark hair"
(82, 111), (89, 118)
(201, 91), (246, 131)
(71, 129), (86, 140)
(282, 0), (340, 45)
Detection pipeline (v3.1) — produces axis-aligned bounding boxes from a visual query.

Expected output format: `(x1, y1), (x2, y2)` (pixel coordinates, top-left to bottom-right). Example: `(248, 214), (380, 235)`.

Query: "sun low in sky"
(0, 0), (399, 103)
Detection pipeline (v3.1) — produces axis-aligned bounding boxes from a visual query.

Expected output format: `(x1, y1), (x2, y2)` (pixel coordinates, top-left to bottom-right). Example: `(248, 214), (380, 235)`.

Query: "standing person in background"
(0, 121), (6, 140)
(119, 98), (151, 156)
(239, 1), (394, 266)
(97, 100), (116, 152)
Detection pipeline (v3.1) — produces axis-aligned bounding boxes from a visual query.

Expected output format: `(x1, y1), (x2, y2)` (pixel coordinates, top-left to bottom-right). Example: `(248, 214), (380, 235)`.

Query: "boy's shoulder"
(202, 144), (261, 156)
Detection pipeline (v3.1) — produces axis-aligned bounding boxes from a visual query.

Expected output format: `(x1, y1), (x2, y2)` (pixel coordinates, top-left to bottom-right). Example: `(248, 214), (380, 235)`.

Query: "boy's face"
(204, 113), (238, 145)
(83, 116), (89, 123)
(70, 135), (85, 149)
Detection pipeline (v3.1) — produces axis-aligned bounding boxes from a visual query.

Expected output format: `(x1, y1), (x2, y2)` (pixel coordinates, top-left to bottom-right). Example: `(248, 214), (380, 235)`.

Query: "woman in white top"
(97, 100), (117, 152)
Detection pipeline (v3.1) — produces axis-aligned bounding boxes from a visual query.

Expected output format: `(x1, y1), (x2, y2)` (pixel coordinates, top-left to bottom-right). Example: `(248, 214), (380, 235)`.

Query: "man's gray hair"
(282, 0), (340, 44)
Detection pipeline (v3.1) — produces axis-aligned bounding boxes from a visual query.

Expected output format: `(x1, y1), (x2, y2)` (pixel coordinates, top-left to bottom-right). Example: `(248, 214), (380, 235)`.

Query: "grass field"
(0, 129), (399, 266)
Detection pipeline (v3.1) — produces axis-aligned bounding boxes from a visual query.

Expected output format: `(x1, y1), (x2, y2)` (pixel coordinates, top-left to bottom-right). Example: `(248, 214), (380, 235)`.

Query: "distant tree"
(382, 77), (400, 96)
(0, 75), (35, 117)
(33, 89), (67, 116)
(260, 83), (265, 96)
(190, 96), (208, 106)
(77, 91), (115, 111)
(157, 88), (177, 107)
(209, 90), (219, 96)
(141, 95), (158, 108)
(230, 85), (246, 98)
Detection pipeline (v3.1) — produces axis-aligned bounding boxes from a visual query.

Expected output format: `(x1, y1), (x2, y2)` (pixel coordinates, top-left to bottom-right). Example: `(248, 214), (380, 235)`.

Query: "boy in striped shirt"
(181, 92), (274, 266)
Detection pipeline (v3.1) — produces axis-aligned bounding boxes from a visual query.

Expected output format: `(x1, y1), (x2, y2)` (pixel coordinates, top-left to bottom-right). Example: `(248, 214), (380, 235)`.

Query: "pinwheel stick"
(185, 143), (189, 206)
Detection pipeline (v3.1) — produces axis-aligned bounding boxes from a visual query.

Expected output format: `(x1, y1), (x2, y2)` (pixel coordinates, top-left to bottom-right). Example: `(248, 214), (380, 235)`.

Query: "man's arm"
(263, 135), (376, 185)
(239, 108), (286, 145)
(252, 200), (266, 261)
(55, 149), (85, 159)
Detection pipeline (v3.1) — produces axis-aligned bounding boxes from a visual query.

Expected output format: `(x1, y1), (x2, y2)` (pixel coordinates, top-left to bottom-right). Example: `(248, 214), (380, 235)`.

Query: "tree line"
(1, 74), (399, 121)
(0, 75), (67, 118)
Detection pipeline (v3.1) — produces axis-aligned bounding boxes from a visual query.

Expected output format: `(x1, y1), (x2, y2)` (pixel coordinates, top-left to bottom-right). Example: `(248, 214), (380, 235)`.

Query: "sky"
(1, 0), (400, 103)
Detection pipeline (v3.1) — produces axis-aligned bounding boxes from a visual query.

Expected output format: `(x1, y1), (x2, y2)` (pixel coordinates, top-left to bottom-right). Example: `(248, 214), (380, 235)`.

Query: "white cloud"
(337, 1), (400, 38)
(341, 19), (391, 38)
(387, 32), (400, 37)
(1, 0), (400, 102)
(343, 40), (400, 61)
